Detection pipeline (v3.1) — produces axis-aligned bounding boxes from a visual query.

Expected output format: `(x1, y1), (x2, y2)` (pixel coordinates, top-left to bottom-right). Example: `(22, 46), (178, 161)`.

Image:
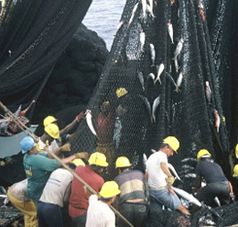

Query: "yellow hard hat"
(115, 156), (131, 168)
(99, 181), (121, 199)
(233, 164), (238, 177)
(43, 116), (57, 127)
(44, 123), (60, 139)
(235, 144), (238, 159)
(71, 158), (85, 167)
(163, 136), (180, 153)
(115, 87), (128, 98)
(197, 149), (211, 160)
(88, 152), (108, 167)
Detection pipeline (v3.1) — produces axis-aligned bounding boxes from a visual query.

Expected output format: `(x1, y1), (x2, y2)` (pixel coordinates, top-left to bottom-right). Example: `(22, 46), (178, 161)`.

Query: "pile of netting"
(0, 0), (92, 106)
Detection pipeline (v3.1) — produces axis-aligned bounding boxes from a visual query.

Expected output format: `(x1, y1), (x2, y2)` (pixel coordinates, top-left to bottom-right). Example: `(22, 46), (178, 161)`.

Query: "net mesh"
(71, 0), (231, 182)
(0, 0), (92, 107)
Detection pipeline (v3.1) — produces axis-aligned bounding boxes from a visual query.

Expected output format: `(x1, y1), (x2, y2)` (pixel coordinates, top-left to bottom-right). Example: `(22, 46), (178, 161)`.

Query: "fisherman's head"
(43, 115), (57, 128)
(44, 123), (60, 142)
(115, 156), (132, 173)
(99, 181), (120, 204)
(161, 136), (180, 156)
(100, 100), (111, 114)
(196, 149), (211, 160)
(88, 152), (108, 174)
(20, 136), (37, 154)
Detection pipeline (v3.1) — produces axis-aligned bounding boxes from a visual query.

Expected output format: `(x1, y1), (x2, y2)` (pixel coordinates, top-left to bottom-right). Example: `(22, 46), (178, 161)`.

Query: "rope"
(0, 100), (134, 227)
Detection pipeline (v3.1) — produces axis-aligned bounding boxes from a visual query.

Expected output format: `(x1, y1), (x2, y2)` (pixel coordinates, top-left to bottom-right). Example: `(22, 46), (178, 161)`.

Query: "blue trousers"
(38, 201), (63, 227)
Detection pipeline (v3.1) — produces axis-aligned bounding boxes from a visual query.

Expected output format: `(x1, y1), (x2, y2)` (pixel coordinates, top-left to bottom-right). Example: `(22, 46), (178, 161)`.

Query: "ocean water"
(83, 0), (126, 50)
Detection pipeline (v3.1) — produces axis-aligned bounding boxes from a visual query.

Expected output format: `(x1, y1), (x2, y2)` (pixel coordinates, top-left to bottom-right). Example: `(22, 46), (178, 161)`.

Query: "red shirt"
(68, 165), (104, 217)
(96, 112), (115, 143)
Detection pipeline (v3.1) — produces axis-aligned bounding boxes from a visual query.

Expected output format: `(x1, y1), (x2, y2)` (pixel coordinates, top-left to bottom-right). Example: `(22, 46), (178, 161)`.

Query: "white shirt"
(146, 151), (168, 189)
(86, 195), (115, 227)
(40, 168), (73, 207)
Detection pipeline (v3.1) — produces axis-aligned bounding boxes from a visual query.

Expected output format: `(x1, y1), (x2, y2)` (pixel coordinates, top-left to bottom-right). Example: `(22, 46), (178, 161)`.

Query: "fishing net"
(70, 0), (238, 224)
(71, 0), (232, 177)
(0, 0), (92, 107)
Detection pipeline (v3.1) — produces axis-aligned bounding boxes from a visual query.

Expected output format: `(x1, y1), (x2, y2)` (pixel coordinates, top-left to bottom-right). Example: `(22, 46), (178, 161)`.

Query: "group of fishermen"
(6, 115), (238, 227)
(2, 88), (238, 227)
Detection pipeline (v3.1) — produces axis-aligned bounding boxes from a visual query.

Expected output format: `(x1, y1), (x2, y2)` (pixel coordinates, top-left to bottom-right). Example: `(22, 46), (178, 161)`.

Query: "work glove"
(166, 176), (175, 187)
(60, 143), (71, 152)
(75, 152), (90, 160)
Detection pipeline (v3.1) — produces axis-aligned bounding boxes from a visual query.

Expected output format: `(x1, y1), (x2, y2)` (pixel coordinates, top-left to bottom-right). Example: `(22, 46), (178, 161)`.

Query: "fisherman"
(113, 87), (129, 152)
(43, 111), (85, 138)
(68, 152), (108, 227)
(38, 112), (85, 152)
(85, 181), (120, 227)
(146, 136), (191, 216)
(21, 136), (77, 221)
(7, 179), (38, 227)
(114, 156), (148, 227)
(194, 149), (231, 207)
(96, 100), (116, 171)
(37, 156), (88, 227)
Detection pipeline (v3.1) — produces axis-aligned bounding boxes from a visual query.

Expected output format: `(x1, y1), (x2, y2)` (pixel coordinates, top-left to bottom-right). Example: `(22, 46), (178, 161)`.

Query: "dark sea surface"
(83, 0), (126, 50)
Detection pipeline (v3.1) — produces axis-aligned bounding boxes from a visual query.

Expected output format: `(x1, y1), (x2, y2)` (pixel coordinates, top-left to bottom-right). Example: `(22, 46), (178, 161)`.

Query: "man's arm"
(160, 162), (175, 193)
(60, 112), (85, 135)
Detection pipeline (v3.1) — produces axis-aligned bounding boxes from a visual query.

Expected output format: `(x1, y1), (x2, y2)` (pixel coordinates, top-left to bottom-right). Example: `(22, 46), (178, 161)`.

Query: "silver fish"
(214, 197), (221, 207)
(146, 3), (155, 18)
(173, 38), (184, 72)
(172, 186), (202, 207)
(141, 0), (147, 20)
(143, 153), (148, 169)
(175, 72), (183, 92)
(148, 73), (155, 81)
(0, 194), (7, 198)
(152, 95), (160, 122)
(155, 63), (165, 84)
(128, 3), (139, 26)
(167, 21), (174, 44)
(205, 81), (212, 103)
(8, 50), (12, 57)
(138, 72), (145, 91)
(85, 110), (97, 136)
(214, 109), (220, 133)
(149, 43), (156, 66)
(166, 72), (177, 88)
(116, 21), (124, 32)
(138, 95), (152, 121)
(174, 59), (179, 72)
(140, 32), (146, 52)
(168, 163), (182, 181)
(174, 38), (184, 60)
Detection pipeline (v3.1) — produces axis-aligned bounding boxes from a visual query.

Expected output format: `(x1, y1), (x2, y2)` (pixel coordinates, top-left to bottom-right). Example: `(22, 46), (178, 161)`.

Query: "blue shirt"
(23, 153), (60, 201)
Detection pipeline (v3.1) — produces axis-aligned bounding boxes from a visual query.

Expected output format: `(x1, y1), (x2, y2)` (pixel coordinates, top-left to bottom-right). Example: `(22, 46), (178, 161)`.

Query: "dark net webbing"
(71, 0), (230, 180)
(0, 0), (92, 106)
